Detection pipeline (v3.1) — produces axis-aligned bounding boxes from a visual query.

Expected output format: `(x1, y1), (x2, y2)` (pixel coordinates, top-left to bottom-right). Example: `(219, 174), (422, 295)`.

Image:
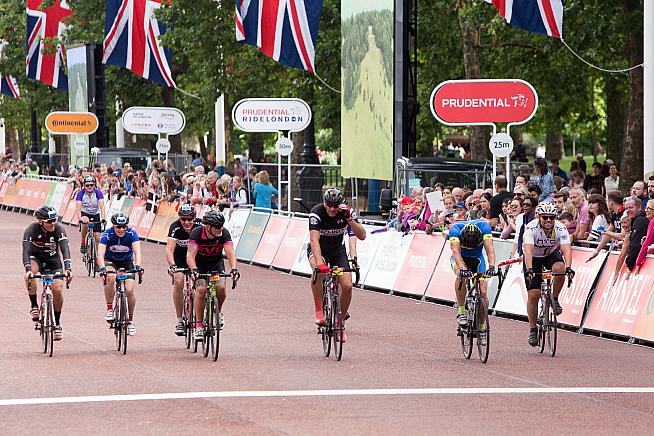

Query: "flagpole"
(644, 0), (654, 178)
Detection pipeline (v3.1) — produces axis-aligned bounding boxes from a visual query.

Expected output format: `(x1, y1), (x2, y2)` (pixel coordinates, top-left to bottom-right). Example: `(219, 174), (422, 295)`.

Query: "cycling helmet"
(323, 188), (344, 206)
(178, 203), (196, 217)
(83, 175), (95, 185)
(111, 212), (129, 226)
(202, 210), (225, 227)
(459, 223), (483, 249)
(536, 202), (558, 217)
(35, 205), (58, 221)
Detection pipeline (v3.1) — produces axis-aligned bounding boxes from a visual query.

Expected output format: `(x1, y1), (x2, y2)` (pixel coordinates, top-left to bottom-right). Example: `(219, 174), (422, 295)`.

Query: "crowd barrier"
(2, 175), (654, 346)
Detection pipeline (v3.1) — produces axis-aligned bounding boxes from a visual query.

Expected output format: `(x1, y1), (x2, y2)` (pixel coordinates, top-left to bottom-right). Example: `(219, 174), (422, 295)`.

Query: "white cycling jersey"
(522, 218), (570, 257)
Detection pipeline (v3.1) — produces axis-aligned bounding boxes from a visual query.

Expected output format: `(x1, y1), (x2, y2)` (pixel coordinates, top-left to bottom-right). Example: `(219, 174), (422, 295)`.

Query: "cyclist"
(22, 205), (72, 341)
(97, 212), (143, 336)
(308, 188), (366, 343)
(448, 220), (496, 338)
(75, 175), (106, 254)
(523, 202), (575, 346)
(166, 204), (200, 336)
(186, 211), (239, 341)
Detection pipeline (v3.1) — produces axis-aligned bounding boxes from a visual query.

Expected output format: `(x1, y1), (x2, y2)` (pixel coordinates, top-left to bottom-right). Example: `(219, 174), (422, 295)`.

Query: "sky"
(341, 1), (393, 21)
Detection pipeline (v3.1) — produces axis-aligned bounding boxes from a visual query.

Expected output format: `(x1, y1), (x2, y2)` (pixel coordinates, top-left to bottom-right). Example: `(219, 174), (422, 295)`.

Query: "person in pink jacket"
(633, 199), (654, 274)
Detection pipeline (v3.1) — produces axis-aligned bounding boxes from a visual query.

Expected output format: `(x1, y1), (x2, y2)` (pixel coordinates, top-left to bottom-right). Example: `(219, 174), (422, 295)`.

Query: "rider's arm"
(96, 243), (107, 269)
(75, 200), (83, 222)
(561, 242), (573, 268)
(348, 218), (366, 241)
(21, 227), (32, 271)
(309, 229), (323, 265)
(56, 226), (72, 266)
(165, 238), (176, 266)
(483, 237), (496, 269)
(523, 244), (534, 269)
(348, 236), (358, 259)
(132, 240), (142, 266)
(224, 243), (237, 271)
(450, 241), (468, 271)
(98, 199), (106, 221)
(186, 243), (198, 270)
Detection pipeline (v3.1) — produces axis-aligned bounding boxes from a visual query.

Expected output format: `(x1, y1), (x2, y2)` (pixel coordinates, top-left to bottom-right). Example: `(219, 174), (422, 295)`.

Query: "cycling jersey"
(22, 222), (71, 268)
(448, 220), (493, 258)
(308, 204), (357, 254)
(100, 227), (140, 261)
(168, 219), (201, 267)
(522, 218), (570, 257)
(188, 226), (233, 273)
(75, 188), (104, 215)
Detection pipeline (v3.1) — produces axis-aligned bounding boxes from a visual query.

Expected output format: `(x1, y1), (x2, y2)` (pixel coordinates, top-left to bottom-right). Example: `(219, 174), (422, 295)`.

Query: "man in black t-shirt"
(187, 211), (239, 340)
(583, 162), (606, 196)
(489, 175), (513, 229)
(166, 204), (201, 336)
(308, 188), (366, 343)
(624, 197), (650, 273)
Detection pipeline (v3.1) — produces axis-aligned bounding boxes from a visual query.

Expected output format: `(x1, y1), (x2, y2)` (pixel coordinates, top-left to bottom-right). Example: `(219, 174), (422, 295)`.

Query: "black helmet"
(323, 188), (344, 206)
(460, 223), (483, 249)
(83, 175), (95, 185)
(202, 210), (225, 227)
(111, 212), (129, 226)
(178, 203), (196, 217)
(35, 205), (57, 221)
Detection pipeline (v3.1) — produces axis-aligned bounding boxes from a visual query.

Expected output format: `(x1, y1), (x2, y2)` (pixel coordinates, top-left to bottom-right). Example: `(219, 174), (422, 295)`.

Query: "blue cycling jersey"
(448, 219), (493, 257)
(100, 227), (140, 261)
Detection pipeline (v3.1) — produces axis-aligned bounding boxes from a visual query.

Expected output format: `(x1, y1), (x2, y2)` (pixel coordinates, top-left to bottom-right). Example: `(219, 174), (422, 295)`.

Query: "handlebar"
(102, 269), (143, 285)
(28, 272), (70, 290)
(529, 270), (574, 288)
(311, 266), (353, 285)
(196, 272), (238, 289)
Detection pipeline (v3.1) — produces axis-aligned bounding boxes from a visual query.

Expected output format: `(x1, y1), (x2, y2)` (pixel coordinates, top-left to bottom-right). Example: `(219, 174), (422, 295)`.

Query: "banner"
(423, 239), (457, 303)
(631, 257), (654, 342)
(272, 218), (309, 271)
(128, 199), (147, 237)
(341, 1), (394, 181)
(489, 239), (514, 307)
(62, 193), (78, 224)
(291, 229), (313, 276)
(363, 230), (412, 291)
(147, 201), (178, 243)
(347, 224), (385, 286)
(251, 215), (291, 266)
(584, 253), (654, 337)
(225, 208), (250, 249)
(235, 211), (270, 261)
(393, 233), (444, 297)
(557, 248), (606, 327)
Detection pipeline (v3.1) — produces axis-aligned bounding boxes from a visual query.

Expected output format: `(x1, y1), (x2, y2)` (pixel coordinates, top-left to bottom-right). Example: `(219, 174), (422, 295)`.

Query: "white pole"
(287, 153), (291, 212)
(644, 0), (654, 178)
(0, 118), (5, 156)
(491, 124), (497, 195)
(277, 131), (282, 210)
(116, 119), (125, 148)
(506, 125), (512, 186)
(215, 95), (226, 166)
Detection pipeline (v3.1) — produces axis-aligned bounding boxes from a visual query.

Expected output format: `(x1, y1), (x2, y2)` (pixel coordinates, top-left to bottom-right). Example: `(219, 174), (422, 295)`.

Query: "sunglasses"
(209, 225), (223, 230)
(540, 215), (556, 221)
(43, 218), (57, 224)
(522, 203), (533, 207)
(180, 217), (195, 222)
(114, 224), (127, 229)
(84, 184), (95, 188)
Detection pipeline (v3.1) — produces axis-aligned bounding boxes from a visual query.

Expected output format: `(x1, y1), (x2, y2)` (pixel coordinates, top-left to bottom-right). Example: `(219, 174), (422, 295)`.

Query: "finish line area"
(2, 210), (654, 433)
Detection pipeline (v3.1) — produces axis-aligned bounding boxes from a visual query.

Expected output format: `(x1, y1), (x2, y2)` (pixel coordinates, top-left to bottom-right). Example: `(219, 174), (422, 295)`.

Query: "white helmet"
(536, 202), (558, 217)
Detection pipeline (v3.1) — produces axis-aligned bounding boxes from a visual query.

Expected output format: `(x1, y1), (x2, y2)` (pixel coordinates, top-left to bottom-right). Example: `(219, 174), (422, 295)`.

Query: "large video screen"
(341, 1), (394, 181)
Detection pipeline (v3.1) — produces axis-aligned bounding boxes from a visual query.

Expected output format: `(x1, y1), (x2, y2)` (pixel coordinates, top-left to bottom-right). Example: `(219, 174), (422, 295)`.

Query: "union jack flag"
(235, 0), (323, 73)
(484, 0), (563, 39)
(103, 0), (176, 88)
(26, 0), (71, 90)
(0, 74), (21, 99)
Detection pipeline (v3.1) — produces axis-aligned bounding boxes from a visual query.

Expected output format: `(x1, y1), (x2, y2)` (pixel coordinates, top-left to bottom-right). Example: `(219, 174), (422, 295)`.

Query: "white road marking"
(2, 387), (654, 407)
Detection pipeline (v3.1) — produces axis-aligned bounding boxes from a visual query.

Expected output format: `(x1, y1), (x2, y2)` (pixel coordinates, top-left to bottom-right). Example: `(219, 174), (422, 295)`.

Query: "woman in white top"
(604, 163), (620, 193)
(587, 194), (611, 241)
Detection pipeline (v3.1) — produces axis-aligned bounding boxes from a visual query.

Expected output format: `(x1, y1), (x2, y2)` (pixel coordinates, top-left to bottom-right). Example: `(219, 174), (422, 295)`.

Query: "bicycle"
(80, 220), (104, 277)
(29, 272), (69, 357)
(531, 269), (573, 357)
(312, 264), (351, 362)
(195, 272), (238, 361)
(172, 268), (195, 350)
(457, 268), (497, 364)
(104, 269), (142, 355)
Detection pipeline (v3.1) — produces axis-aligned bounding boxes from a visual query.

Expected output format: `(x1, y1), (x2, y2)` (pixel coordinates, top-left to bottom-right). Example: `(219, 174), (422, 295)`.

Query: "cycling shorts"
(30, 256), (64, 275)
(524, 250), (564, 290)
(307, 244), (349, 270)
(81, 212), (102, 233)
(106, 259), (136, 280)
(196, 257), (225, 275)
(173, 251), (189, 269)
(450, 255), (487, 274)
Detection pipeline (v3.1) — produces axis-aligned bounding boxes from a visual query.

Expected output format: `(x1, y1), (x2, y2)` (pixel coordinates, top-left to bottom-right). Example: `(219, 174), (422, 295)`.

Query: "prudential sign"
(232, 98), (312, 132)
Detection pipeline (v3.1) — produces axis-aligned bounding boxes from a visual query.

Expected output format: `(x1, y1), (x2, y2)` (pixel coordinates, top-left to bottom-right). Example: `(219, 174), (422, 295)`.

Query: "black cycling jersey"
(188, 226), (233, 273)
(22, 222), (71, 269)
(167, 219), (201, 265)
(308, 204), (357, 254)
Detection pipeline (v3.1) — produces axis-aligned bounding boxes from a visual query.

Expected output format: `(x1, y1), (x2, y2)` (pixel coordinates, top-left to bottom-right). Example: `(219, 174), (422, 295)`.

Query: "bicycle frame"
(312, 266), (346, 361)
(29, 272), (68, 357)
(104, 269), (142, 355)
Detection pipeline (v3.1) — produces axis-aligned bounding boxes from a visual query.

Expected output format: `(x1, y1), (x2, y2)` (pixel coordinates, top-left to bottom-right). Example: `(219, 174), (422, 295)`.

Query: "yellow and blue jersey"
(448, 220), (493, 258)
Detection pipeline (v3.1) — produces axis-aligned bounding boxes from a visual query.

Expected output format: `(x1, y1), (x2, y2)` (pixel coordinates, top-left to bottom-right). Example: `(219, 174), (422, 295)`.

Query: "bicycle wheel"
(460, 302), (473, 359)
(212, 297), (221, 361)
(547, 294), (558, 357)
(120, 293), (128, 355)
(113, 297), (121, 351)
(39, 298), (46, 353)
(85, 233), (93, 276)
(202, 298), (213, 358)
(321, 285), (332, 357)
(43, 295), (54, 357)
(184, 289), (194, 349)
(89, 239), (96, 278)
(537, 297), (547, 354)
(332, 290), (344, 361)
(476, 297), (490, 363)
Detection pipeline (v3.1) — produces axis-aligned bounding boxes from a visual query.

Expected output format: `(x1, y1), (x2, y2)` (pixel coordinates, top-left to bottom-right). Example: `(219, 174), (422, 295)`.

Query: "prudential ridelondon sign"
(232, 98), (312, 133)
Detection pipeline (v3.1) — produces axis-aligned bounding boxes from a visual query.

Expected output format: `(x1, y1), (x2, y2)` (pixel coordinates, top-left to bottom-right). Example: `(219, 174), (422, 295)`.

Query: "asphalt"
(1, 209), (654, 435)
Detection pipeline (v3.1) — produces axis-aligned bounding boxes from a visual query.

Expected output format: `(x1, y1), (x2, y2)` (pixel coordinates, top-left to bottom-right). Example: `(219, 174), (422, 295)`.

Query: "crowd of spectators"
(387, 155), (654, 278)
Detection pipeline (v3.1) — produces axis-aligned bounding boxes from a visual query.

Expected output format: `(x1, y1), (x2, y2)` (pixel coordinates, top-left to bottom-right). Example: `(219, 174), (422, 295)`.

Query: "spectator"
(631, 180), (649, 209)
(648, 176), (654, 201)
(496, 198), (513, 231)
(500, 198), (522, 239)
(452, 202), (467, 223)
(510, 196), (538, 257)
(514, 174), (528, 189)
(231, 176), (248, 206)
(558, 212), (575, 232)
(575, 153), (587, 174)
(411, 186), (424, 200)
(610, 213), (632, 284)
(601, 159), (613, 178)
(451, 187), (465, 204)
(166, 159), (177, 177)
(534, 157), (554, 201)
(554, 192), (578, 233)
(583, 162), (606, 196)
(528, 185), (542, 202)
(436, 194), (456, 226)
(569, 170), (585, 189)
(489, 175), (513, 228)
(550, 159), (568, 184)
(587, 194), (611, 241)
(553, 176), (564, 192)
(535, 143), (546, 159)
(604, 164), (620, 193)
(253, 170), (278, 209)
(624, 197), (650, 275)
(633, 199), (654, 275)
(570, 188), (591, 241)
(478, 193), (492, 220)
(233, 158), (247, 179)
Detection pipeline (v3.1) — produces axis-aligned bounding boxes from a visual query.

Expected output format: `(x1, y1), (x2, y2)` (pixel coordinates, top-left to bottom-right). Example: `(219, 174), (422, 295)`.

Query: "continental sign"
(45, 112), (99, 135)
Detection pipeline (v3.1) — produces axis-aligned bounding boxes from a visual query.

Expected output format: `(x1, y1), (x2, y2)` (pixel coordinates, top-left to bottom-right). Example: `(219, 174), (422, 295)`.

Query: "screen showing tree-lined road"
(341, 2), (393, 181)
